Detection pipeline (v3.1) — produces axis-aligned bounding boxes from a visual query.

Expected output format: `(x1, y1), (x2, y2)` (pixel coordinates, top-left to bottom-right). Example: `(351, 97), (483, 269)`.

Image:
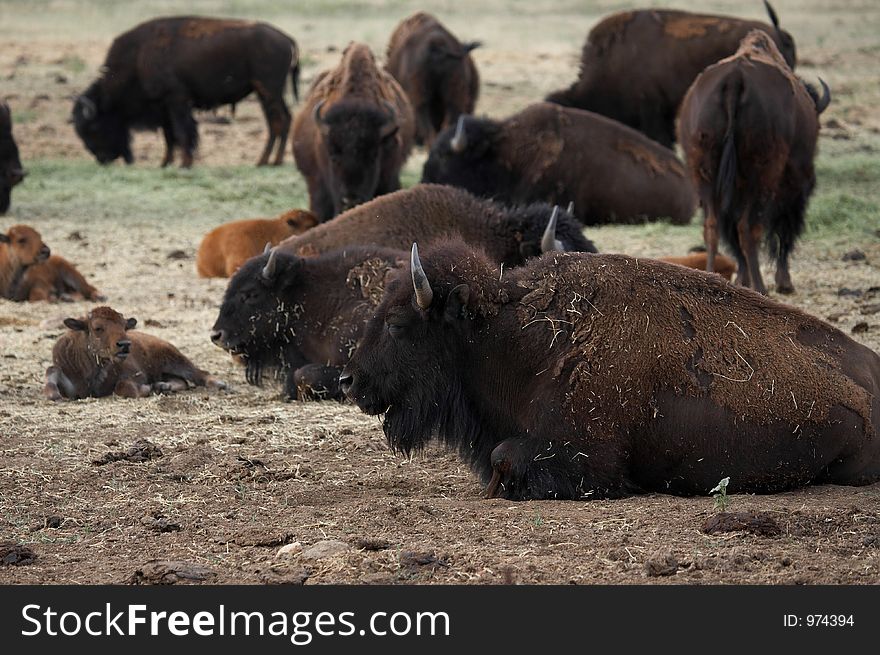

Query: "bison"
(13, 254), (105, 302)
(340, 240), (880, 500)
(196, 208), (318, 278)
(210, 245), (404, 400)
(657, 251), (737, 281)
(72, 16), (300, 168)
(292, 42), (415, 220)
(1, 224), (50, 299)
(385, 12), (480, 147)
(545, 2), (796, 147)
(45, 306), (226, 400)
(421, 103), (696, 225)
(276, 183), (596, 266)
(0, 103), (26, 214)
(677, 30), (830, 295)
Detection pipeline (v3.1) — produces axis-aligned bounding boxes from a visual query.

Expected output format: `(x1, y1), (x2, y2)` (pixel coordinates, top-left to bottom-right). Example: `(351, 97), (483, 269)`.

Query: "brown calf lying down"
(196, 209), (318, 278)
(15, 255), (105, 301)
(657, 252), (737, 281)
(1, 224), (50, 298)
(44, 306), (226, 400)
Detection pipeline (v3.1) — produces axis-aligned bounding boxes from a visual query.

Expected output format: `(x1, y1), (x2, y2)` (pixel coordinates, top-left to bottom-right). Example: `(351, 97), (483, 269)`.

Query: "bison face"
(421, 115), (511, 200)
(341, 243), (474, 454)
(316, 101), (399, 214)
(212, 250), (301, 384)
(0, 225), (50, 265)
(72, 86), (133, 165)
(64, 307), (136, 363)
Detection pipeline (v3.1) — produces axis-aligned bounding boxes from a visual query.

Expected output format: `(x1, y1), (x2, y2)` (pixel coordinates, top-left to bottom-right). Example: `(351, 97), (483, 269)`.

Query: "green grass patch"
(807, 153), (880, 238)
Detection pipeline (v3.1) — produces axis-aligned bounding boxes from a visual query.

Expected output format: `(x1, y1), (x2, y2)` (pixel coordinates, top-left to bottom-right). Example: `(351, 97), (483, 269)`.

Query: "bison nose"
(39, 245), (51, 260)
(211, 330), (224, 345)
(338, 369), (353, 396)
(116, 339), (131, 352)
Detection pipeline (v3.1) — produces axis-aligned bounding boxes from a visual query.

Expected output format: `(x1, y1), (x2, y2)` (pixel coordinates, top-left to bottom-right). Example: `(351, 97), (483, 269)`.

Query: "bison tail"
(291, 60), (300, 103)
(716, 72), (743, 221)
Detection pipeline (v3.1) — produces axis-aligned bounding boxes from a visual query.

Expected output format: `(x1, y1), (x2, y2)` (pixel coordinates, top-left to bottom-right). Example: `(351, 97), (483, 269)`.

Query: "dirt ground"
(1, 1), (879, 585)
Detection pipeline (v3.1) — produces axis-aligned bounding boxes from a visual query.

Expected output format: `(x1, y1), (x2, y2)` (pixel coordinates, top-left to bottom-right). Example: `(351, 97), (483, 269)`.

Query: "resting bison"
(386, 12), (480, 147)
(45, 306), (226, 400)
(196, 208), (318, 278)
(72, 16), (300, 168)
(421, 103), (696, 225)
(1, 224), (50, 299)
(277, 183), (596, 265)
(211, 245), (404, 400)
(14, 255), (104, 302)
(340, 241), (880, 500)
(292, 42), (415, 220)
(545, 2), (796, 147)
(0, 103), (26, 214)
(657, 252), (736, 281)
(677, 31), (829, 295)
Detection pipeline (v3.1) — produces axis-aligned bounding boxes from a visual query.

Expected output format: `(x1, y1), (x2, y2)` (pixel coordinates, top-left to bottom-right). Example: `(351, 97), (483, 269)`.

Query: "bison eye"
(387, 323), (406, 338)
(94, 326), (103, 333)
(17, 238), (27, 245)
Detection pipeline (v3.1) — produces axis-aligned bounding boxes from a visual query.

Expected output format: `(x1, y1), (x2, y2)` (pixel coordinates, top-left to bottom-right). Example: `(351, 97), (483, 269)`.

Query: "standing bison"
(72, 16), (300, 168)
(0, 103), (26, 214)
(677, 31), (830, 295)
(386, 12), (480, 147)
(422, 103), (696, 225)
(292, 42), (415, 221)
(545, 2), (796, 147)
(341, 241), (880, 500)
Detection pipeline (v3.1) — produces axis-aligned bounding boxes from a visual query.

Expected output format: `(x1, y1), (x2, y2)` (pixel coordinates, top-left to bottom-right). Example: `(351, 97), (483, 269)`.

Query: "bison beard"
(342, 239), (880, 501)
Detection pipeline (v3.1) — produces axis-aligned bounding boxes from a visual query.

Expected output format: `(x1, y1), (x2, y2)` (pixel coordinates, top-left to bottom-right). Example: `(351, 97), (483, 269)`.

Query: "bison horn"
(312, 99), (326, 125)
(263, 242), (272, 255)
(566, 201), (574, 215)
(410, 243), (434, 310)
(815, 78), (831, 115)
(450, 115), (467, 154)
(262, 247), (279, 281)
(78, 95), (97, 121)
(541, 206), (565, 253)
(763, 0), (781, 29)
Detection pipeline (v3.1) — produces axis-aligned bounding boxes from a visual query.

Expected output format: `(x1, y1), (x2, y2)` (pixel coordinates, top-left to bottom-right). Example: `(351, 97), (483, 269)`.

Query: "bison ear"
(125, 317), (137, 330)
(63, 318), (87, 332)
(444, 284), (470, 323)
(0, 233), (9, 244)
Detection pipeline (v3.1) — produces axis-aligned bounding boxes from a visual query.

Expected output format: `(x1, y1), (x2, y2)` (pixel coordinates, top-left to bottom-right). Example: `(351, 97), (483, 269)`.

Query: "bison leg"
(44, 366), (71, 401)
(288, 364), (344, 402)
(255, 98), (290, 167)
(160, 123), (176, 168)
(773, 224), (797, 295)
(736, 214), (766, 295)
(165, 97), (198, 168)
(114, 379), (153, 398)
(153, 378), (189, 393)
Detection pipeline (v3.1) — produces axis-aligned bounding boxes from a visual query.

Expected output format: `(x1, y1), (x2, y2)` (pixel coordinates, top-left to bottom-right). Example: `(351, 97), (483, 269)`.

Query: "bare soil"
(1, 1), (879, 585)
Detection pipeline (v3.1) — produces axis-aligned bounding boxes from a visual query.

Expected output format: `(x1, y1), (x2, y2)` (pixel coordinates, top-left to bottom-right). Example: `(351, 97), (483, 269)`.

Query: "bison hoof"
(776, 284), (795, 295)
(207, 377), (228, 390)
(153, 381), (173, 393)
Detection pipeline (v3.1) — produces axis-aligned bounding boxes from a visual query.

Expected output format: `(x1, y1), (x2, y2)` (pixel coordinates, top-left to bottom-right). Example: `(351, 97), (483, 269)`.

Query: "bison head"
(72, 82), (133, 165)
(314, 99), (400, 214)
(0, 225), (50, 266)
(211, 248), (302, 385)
(341, 240), (500, 454)
(64, 306), (136, 362)
(421, 115), (513, 200)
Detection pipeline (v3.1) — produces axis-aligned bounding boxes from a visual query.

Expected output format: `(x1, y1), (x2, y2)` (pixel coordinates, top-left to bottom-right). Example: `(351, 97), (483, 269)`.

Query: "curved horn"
(763, 0), (780, 29)
(410, 243), (434, 310)
(450, 115), (467, 154)
(312, 99), (326, 125)
(78, 95), (97, 120)
(263, 242), (272, 255)
(262, 248), (279, 281)
(566, 201), (574, 215)
(814, 78), (831, 115)
(541, 206), (564, 253)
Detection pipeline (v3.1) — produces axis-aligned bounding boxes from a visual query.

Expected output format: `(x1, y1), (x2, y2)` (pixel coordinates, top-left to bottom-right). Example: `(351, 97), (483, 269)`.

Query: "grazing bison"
(545, 2), (796, 147)
(211, 246), (404, 400)
(1, 224), (50, 299)
(292, 42), (415, 220)
(13, 254), (105, 302)
(277, 183), (596, 266)
(386, 12), (480, 147)
(422, 103), (696, 225)
(72, 16), (300, 168)
(677, 30), (829, 295)
(341, 241), (880, 500)
(45, 306), (226, 400)
(196, 208), (318, 278)
(0, 103), (26, 214)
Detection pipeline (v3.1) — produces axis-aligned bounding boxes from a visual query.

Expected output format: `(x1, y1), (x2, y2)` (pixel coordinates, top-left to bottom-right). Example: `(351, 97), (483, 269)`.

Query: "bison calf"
(678, 30), (829, 294)
(45, 306), (225, 400)
(14, 254), (105, 302)
(0, 103), (26, 214)
(196, 208), (318, 278)
(422, 103), (696, 225)
(1, 225), (50, 299)
(341, 240), (880, 500)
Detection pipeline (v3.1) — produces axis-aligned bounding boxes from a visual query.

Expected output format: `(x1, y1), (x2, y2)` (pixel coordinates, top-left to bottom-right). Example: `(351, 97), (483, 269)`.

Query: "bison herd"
(2, 4), (879, 502)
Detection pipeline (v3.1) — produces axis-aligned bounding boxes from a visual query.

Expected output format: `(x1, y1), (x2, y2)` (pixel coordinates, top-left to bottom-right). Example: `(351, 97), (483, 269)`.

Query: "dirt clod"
(701, 512), (782, 537)
(353, 537), (392, 551)
(644, 550), (679, 577)
(399, 550), (448, 570)
(301, 540), (350, 561)
(93, 439), (163, 465)
(125, 560), (216, 585)
(1, 543), (37, 566)
(141, 512), (181, 533)
(842, 249), (866, 261)
(852, 322), (870, 334)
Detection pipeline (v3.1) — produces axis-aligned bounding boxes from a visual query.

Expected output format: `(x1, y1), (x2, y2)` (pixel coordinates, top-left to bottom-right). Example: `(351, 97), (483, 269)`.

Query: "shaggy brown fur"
(545, 4), (796, 147)
(657, 252), (736, 281)
(13, 254), (105, 302)
(342, 240), (880, 500)
(196, 208), (318, 277)
(677, 31), (827, 295)
(0, 224), (50, 299)
(385, 12), (479, 147)
(45, 306), (225, 400)
(1, 102), (26, 214)
(292, 42), (415, 220)
(276, 184), (595, 267)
